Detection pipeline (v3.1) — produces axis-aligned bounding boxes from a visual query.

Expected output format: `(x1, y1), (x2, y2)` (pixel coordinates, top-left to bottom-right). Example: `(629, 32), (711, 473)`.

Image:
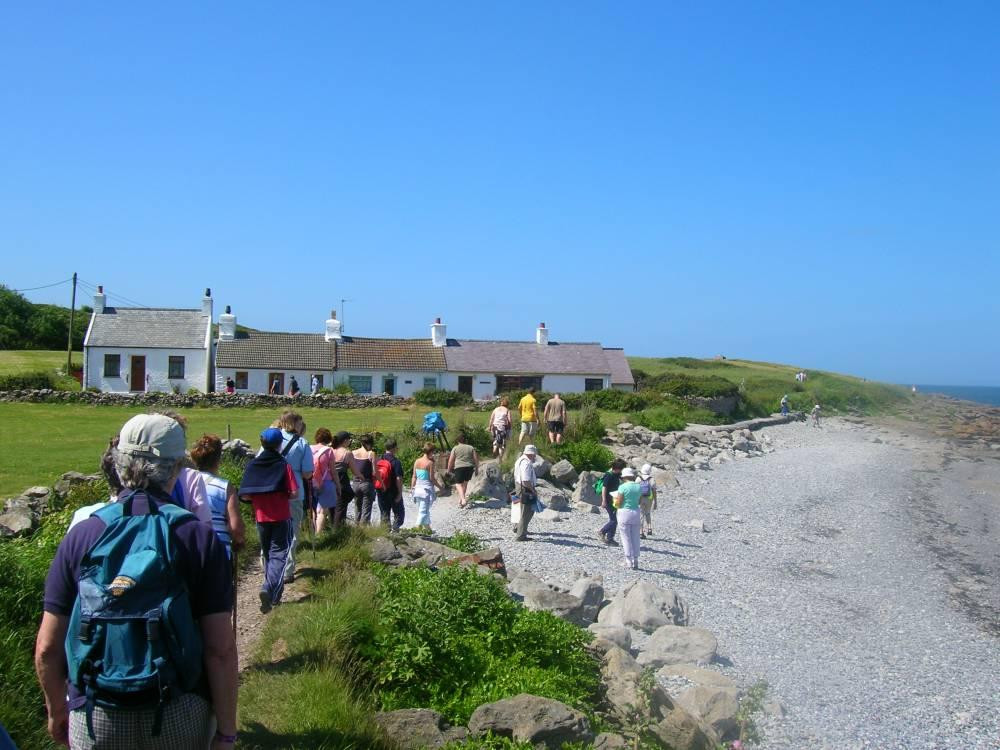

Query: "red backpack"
(374, 455), (395, 492)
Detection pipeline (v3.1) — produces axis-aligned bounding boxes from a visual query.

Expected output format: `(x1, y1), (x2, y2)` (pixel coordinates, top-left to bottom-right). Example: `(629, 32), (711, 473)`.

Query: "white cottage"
(82, 288), (214, 393)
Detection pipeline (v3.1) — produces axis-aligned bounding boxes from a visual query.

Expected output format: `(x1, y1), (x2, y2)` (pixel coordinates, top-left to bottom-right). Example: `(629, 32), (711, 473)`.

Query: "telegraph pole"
(340, 298), (353, 333)
(66, 272), (77, 374)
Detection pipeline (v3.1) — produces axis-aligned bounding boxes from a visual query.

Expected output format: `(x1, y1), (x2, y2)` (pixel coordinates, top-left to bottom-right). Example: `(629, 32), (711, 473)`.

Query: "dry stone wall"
(0, 389), (407, 409)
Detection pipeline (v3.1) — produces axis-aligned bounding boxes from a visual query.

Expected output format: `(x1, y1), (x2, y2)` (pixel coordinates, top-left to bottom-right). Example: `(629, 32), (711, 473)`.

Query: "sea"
(914, 385), (1000, 407)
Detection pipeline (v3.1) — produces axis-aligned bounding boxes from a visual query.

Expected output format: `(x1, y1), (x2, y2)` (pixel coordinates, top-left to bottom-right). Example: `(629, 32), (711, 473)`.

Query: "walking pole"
(304, 483), (316, 560)
(231, 548), (238, 639)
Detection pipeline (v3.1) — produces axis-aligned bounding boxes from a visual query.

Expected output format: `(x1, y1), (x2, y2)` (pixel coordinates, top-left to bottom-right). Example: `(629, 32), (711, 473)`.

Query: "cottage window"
(495, 375), (543, 393)
(103, 354), (120, 377)
(423, 377), (438, 390)
(234, 371), (248, 389)
(168, 356), (185, 379)
(585, 378), (604, 392)
(348, 376), (372, 394)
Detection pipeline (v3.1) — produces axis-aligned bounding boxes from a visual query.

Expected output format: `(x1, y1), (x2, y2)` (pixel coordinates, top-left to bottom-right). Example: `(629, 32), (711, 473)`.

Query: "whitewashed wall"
(440, 373), (496, 400)
(214, 368), (334, 394)
(85, 346), (210, 393)
(333, 369), (447, 398)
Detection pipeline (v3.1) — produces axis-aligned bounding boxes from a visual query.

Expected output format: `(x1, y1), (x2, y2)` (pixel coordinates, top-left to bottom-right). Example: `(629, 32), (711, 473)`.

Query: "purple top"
(43, 489), (233, 709)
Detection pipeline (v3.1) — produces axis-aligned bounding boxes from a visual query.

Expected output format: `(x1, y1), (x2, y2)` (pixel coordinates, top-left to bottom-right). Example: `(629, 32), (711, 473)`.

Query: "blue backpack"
(422, 411), (447, 434)
(66, 492), (204, 739)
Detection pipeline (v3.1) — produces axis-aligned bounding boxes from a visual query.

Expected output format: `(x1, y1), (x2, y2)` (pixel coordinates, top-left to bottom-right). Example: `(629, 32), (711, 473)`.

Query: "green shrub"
(550, 440), (615, 472)
(583, 389), (649, 412)
(564, 405), (607, 443)
(632, 406), (688, 432)
(439, 530), (485, 553)
(413, 388), (472, 407)
(0, 371), (55, 390)
(646, 373), (739, 399)
(333, 383), (354, 395)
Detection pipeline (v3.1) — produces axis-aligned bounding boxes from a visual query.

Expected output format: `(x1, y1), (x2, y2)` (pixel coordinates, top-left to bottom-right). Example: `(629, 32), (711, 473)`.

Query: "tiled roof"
(603, 348), (635, 386)
(85, 308), (209, 349)
(443, 340), (612, 375)
(335, 336), (447, 371)
(216, 332), (335, 370)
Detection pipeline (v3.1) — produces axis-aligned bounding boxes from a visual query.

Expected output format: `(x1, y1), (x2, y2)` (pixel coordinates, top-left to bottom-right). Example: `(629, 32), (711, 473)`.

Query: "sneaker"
(514, 535), (531, 542)
(283, 575), (294, 585)
(596, 530), (607, 543)
(605, 538), (619, 546)
(640, 531), (647, 539)
(632, 561), (639, 570)
(258, 589), (272, 614)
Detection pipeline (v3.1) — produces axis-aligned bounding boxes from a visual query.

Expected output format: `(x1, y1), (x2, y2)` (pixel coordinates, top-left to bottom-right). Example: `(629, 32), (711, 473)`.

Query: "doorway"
(382, 376), (396, 396)
(130, 356), (146, 392)
(268, 373), (284, 395)
(458, 375), (473, 396)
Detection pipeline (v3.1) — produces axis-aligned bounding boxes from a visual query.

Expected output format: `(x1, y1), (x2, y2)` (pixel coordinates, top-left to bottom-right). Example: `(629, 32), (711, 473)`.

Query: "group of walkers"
(487, 388), (568, 457)
(595, 458), (659, 570)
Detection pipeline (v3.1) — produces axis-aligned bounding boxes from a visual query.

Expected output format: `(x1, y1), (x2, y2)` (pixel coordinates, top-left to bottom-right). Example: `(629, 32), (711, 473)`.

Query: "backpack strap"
(281, 434), (300, 457)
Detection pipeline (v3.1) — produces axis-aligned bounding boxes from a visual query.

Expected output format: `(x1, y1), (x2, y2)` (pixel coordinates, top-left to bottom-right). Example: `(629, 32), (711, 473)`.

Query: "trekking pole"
(305, 483), (316, 560)
(231, 548), (238, 639)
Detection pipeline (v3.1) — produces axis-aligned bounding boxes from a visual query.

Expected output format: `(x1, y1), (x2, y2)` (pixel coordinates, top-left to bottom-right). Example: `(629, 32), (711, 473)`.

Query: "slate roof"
(215, 332), (335, 371)
(603, 348), (635, 386)
(85, 308), (210, 350)
(443, 340), (612, 375)
(336, 336), (447, 371)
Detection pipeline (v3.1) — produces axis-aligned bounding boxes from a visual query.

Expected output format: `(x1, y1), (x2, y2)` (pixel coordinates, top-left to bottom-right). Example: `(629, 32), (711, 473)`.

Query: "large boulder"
(447, 547), (507, 577)
(550, 459), (579, 487)
(532, 456), (553, 479)
(675, 685), (741, 741)
(571, 470), (602, 509)
(0, 507), (35, 537)
(569, 576), (605, 623)
(467, 461), (509, 502)
(374, 708), (468, 748)
(658, 665), (737, 690)
(593, 732), (628, 749)
(368, 536), (402, 564)
(597, 581), (689, 632)
(587, 624), (631, 652)
(507, 570), (592, 626)
(636, 625), (718, 669)
(535, 479), (570, 511)
(468, 694), (592, 748)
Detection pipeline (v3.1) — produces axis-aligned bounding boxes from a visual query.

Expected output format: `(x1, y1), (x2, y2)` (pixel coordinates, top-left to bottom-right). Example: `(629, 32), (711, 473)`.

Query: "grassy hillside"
(0, 349), (81, 374)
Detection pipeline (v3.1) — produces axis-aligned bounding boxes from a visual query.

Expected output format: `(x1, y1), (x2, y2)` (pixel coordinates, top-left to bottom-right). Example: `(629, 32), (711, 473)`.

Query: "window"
(234, 371), (248, 389)
(585, 378), (604, 392)
(103, 354), (121, 377)
(495, 375), (543, 393)
(423, 377), (438, 389)
(168, 356), (185, 379)
(348, 375), (372, 394)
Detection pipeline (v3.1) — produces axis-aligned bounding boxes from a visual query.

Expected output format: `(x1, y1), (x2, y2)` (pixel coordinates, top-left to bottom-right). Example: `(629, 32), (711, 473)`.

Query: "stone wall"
(0, 389), (409, 410)
(682, 395), (739, 416)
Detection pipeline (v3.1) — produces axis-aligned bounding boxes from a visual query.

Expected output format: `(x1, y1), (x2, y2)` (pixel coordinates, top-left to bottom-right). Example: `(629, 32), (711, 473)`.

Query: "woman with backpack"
(191, 434), (246, 559)
(310, 428), (339, 533)
(488, 396), (513, 457)
(638, 463), (658, 539)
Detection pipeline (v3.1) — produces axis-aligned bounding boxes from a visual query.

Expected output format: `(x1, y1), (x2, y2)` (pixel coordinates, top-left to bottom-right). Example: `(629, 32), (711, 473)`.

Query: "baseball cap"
(639, 463), (653, 480)
(260, 427), (284, 448)
(621, 467), (636, 479)
(118, 414), (187, 460)
(523, 444), (538, 455)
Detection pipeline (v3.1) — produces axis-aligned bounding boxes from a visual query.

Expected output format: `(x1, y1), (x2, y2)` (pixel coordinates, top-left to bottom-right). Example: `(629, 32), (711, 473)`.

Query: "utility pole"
(66, 272), (77, 375)
(340, 298), (353, 333)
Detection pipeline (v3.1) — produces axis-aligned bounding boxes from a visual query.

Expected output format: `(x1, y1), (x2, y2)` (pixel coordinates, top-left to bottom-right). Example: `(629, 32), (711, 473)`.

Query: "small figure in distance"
(269, 378), (280, 395)
(518, 387), (539, 446)
(225, 376), (235, 394)
(543, 392), (567, 445)
(489, 396), (513, 457)
(512, 444), (539, 541)
(811, 403), (822, 428)
(411, 442), (445, 532)
(311, 374), (320, 396)
(780, 394), (789, 416)
(288, 376), (301, 397)
(447, 430), (480, 509)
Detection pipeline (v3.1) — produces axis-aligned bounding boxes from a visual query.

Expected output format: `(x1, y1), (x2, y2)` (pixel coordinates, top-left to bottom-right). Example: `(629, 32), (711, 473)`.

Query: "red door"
(130, 356), (146, 392)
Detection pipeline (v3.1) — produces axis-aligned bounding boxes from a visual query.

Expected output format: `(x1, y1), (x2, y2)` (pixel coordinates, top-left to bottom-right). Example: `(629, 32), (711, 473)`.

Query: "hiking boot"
(514, 535), (531, 542)
(259, 589), (272, 614)
(596, 530), (607, 543)
(605, 537), (619, 546)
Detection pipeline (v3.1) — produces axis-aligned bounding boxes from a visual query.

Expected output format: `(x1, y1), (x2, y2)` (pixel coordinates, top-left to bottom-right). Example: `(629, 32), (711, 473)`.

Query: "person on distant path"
(275, 411), (314, 583)
(411, 443), (444, 531)
(489, 396), (513, 457)
(269, 378), (280, 395)
(225, 377), (235, 394)
(351, 435), (377, 524)
(310, 428), (339, 533)
(598, 458), (626, 545)
(447, 431), (480, 509)
(544, 393), (568, 444)
(331, 431), (360, 528)
(780, 394), (789, 416)
(613, 467), (643, 570)
(512, 444), (539, 541)
(242, 428), (298, 612)
(811, 404), (822, 428)
(638, 463), (658, 539)
(191, 434), (246, 560)
(37, 414), (237, 750)
(288, 376), (301, 397)
(518, 387), (539, 445)
(375, 439), (406, 532)
(311, 374), (320, 395)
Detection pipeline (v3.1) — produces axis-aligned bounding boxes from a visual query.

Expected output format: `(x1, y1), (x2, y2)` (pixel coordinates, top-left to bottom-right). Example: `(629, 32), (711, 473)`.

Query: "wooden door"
(458, 375), (473, 396)
(383, 377), (396, 395)
(130, 356), (146, 392)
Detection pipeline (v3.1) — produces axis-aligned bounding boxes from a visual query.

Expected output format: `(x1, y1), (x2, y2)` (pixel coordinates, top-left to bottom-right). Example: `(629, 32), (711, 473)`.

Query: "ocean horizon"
(914, 385), (1000, 407)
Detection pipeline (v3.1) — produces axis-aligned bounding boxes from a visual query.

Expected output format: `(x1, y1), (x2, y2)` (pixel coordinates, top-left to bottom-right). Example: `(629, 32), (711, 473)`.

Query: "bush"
(646, 373), (739, 399)
(632, 405), (689, 432)
(550, 439), (615, 472)
(583, 389), (649, 412)
(564, 404), (607, 443)
(439, 530), (485, 553)
(413, 388), (472, 407)
(0, 370), (55, 390)
(333, 383), (354, 395)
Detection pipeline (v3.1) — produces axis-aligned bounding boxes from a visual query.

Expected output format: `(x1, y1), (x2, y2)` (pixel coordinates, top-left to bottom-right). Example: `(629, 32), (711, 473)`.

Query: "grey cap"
(523, 444), (538, 455)
(118, 414), (187, 460)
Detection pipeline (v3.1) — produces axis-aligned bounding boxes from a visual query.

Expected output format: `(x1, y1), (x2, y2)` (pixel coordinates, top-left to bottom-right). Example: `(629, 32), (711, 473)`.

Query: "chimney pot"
(98, 285), (103, 293)
(331, 310), (337, 319)
(435, 317), (441, 324)
(225, 305), (231, 314)
(205, 288), (211, 297)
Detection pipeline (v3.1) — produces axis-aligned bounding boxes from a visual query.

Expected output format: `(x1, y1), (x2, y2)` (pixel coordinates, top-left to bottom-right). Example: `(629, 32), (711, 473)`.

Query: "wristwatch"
(214, 730), (238, 744)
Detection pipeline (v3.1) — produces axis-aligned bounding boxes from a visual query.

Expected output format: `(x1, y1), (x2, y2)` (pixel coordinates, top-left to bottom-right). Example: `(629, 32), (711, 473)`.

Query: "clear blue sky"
(2, 2), (997, 385)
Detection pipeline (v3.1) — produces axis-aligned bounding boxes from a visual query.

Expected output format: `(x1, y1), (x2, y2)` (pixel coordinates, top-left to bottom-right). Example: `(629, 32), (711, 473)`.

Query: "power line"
(9, 277), (74, 293)
(78, 278), (150, 309)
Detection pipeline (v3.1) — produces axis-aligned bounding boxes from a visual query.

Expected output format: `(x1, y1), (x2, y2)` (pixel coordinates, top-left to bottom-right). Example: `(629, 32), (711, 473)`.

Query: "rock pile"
(0, 389), (406, 409)
(0, 471), (102, 537)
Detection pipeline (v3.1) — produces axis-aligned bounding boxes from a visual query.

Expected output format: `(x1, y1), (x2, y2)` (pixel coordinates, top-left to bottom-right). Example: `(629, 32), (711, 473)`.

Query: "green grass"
(0, 349), (81, 375)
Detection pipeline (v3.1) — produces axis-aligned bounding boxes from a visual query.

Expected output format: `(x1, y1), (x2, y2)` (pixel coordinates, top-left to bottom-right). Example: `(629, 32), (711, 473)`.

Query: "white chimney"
(218, 305), (237, 341)
(325, 310), (343, 342)
(536, 321), (549, 346)
(93, 285), (106, 314)
(201, 288), (213, 318)
(431, 317), (447, 347)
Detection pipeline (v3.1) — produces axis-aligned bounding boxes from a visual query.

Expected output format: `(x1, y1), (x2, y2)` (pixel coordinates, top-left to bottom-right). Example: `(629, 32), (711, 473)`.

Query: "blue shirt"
(281, 430), (314, 502)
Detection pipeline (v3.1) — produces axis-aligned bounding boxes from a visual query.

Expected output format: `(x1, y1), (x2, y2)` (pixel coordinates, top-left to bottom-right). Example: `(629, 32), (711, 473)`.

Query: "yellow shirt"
(518, 393), (537, 422)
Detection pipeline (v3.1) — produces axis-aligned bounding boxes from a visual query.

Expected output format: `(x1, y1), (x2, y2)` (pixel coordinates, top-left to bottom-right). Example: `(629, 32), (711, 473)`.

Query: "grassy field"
(0, 349), (81, 374)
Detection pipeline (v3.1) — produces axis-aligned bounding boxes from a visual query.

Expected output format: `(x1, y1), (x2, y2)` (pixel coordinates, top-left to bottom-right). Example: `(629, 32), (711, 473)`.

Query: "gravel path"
(414, 418), (1000, 749)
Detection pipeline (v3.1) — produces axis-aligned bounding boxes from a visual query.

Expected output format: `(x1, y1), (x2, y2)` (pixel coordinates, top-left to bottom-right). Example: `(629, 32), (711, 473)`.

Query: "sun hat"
(639, 463), (653, 480)
(523, 444), (538, 455)
(621, 467), (636, 479)
(118, 414), (187, 460)
(260, 427), (284, 448)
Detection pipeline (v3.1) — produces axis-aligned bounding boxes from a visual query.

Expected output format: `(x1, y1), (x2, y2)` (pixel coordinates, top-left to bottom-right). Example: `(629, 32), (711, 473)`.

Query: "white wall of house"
(85, 346), (210, 393)
(333, 369), (447, 398)
(541, 374), (608, 393)
(441, 372), (608, 397)
(214, 368), (335, 394)
(440, 373), (497, 400)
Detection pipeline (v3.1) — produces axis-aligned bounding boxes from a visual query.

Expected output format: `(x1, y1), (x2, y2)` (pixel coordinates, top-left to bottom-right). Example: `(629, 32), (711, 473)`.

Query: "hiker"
(512, 444), (539, 541)
(613, 467), (643, 570)
(330, 431), (360, 528)
(351, 435), (378, 524)
(447, 430), (480, 509)
(310, 428), (339, 534)
(242, 428), (298, 612)
(269, 377), (280, 395)
(275, 411), (314, 583)
(36, 414), (237, 749)
(811, 404), (822, 427)
(518, 387), (539, 445)
(488, 396), (513, 457)
(543, 392), (568, 444)
(598, 458), (626, 545)
(780, 394), (789, 416)
(288, 376), (301, 397)
(310, 374), (320, 395)
(638, 463), (657, 539)
(191, 434), (246, 559)
(411, 442), (444, 531)
(68, 437), (123, 531)
(156, 411), (212, 526)
(225, 376), (235, 394)
(375, 438), (406, 532)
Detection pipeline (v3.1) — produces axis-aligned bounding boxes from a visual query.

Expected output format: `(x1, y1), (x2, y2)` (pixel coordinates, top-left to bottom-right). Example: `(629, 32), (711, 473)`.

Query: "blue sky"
(2, 2), (997, 385)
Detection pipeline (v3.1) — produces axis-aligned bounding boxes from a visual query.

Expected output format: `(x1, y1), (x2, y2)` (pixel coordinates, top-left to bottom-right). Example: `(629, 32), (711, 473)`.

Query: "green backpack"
(66, 492), (204, 739)
(594, 477), (604, 496)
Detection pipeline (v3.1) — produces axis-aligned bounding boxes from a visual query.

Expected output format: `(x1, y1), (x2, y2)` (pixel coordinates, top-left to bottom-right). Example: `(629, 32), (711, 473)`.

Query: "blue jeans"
(377, 491), (405, 532)
(258, 520), (291, 605)
(600, 505), (618, 540)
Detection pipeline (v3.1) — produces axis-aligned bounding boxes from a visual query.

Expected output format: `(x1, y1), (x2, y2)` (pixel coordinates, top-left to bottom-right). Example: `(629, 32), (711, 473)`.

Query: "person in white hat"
(613, 467), (643, 570)
(638, 463), (657, 539)
(512, 445), (539, 541)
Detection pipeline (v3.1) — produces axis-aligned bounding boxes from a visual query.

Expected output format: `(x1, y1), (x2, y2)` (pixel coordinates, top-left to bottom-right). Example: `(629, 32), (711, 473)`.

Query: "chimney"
(536, 321), (549, 346)
(201, 288), (213, 318)
(93, 285), (106, 314)
(218, 305), (237, 341)
(430, 317), (447, 347)
(325, 310), (343, 342)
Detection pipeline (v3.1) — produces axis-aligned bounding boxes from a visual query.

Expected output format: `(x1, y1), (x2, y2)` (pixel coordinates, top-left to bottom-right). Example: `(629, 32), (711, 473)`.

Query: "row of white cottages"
(82, 289), (635, 397)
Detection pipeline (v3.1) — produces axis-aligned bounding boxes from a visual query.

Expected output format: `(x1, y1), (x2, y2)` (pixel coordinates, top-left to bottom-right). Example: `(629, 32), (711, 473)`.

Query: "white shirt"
(514, 455), (537, 489)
